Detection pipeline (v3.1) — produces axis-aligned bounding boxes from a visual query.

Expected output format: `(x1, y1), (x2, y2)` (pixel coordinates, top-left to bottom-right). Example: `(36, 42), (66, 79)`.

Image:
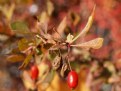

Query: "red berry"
(67, 71), (78, 89)
(30, 65), (39, 80)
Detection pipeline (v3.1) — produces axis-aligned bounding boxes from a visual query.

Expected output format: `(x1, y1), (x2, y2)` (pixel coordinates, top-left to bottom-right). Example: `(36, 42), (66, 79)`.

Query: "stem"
(36, 34), (47, 43)
(71, 88), (75, 91)
(67, 44), (72, 71)
(58, 48), (62, 56)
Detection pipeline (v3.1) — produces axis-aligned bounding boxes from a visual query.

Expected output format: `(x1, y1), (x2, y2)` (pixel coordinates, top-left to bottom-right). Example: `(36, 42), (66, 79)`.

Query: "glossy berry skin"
(30, 65), (39, 80)
(67, 71), (78, 89)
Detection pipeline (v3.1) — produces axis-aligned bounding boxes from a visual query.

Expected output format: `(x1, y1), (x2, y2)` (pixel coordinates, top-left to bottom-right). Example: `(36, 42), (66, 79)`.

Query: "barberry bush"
(0, 0), (121, 91)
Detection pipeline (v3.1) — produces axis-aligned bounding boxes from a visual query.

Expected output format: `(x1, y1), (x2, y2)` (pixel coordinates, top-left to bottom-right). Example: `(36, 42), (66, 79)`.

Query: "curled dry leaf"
(71, 5), (96, 43)
(71, 38), (103, 49)
(60, 62), (69, 77)
(52, 56), (62, 70)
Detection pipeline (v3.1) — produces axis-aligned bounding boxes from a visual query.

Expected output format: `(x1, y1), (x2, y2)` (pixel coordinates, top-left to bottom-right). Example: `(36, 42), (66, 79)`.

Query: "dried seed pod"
(52, 55), (62, 70)
(60, 61), (69, 78)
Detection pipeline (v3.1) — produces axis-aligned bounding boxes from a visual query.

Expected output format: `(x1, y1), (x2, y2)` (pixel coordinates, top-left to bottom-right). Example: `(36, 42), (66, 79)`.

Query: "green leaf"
(11, 21), (29, 34)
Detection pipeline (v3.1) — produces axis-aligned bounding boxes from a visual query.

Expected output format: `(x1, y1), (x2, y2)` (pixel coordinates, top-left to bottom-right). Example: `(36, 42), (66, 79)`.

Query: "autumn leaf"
(7, 54), (25, 63)
(11, 21), (29, 35)
(71, 38), (103, 49)
(19, 53), (33, 69)
(54, 16), (67, 39)
(57, 16), (67, 34)
(71, 5), (96, 43)
(18, 38), (30, 51)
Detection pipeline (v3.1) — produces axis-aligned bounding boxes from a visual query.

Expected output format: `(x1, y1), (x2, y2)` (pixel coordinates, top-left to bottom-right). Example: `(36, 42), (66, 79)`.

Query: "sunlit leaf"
(71, 5), (95, 43)
(7, 54), (25, 63)
(18, 38), (29, 51)
(11, 21), (29, 34)
(71, 38), (103, 49)
(19, 53), (33, 69)
(66, 33), (74, 43)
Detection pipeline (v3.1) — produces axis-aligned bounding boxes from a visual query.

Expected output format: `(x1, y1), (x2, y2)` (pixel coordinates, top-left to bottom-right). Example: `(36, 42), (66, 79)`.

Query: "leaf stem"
(67, 43), (72, 71)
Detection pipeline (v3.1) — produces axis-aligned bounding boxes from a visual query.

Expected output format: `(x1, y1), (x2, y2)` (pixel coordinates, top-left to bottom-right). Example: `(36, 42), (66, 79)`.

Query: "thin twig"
(67, 44), (72, 71)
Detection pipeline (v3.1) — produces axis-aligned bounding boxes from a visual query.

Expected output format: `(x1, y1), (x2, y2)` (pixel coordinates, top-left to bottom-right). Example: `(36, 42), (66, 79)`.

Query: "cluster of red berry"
(30, 65), (78, 89)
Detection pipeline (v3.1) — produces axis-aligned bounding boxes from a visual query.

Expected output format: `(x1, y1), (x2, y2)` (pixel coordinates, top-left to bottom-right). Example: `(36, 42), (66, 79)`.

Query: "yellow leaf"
(71, 5), (96, 43)
(71, 38), (103, 49)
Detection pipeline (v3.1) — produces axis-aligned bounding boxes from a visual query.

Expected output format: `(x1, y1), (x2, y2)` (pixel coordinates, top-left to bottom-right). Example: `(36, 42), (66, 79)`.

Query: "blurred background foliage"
(0, 0), (121, 91)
